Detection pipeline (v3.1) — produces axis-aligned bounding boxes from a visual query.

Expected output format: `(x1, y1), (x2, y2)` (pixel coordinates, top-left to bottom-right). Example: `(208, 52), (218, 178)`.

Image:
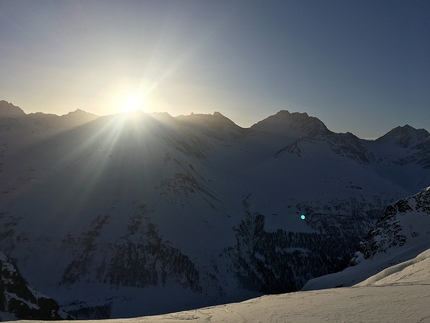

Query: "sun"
(121, 96), (142, 113)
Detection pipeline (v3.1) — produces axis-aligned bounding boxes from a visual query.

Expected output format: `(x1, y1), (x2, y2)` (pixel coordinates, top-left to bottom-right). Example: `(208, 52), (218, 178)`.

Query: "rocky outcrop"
(0, 252), (68, 320)
(351, 187), (430, 265)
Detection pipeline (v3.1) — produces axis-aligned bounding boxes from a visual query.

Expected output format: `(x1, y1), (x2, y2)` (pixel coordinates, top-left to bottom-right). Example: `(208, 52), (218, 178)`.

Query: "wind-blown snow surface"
(1, 100), (430, 318)
(13, 248), (430, 323)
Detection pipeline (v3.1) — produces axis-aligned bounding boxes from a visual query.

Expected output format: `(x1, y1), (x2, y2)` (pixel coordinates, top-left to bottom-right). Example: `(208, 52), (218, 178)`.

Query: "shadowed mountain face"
(0, 102), (429, 318)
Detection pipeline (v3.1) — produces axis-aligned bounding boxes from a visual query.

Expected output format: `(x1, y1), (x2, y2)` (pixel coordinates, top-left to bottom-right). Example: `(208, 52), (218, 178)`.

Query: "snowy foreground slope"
(14, 248), (430, 323)
(1, 100), (430, 318)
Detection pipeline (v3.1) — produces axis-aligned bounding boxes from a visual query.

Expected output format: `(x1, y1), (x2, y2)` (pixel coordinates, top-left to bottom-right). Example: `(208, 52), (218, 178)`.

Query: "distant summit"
(176, 111), (247, 139)
(59, 109), (99, 126)
(0, 100), (26, 118)
(251, 110), (329, 137)
(61, 108), (97, 118)
(177, 111), (239, 129)
(376, 125), (430, 148)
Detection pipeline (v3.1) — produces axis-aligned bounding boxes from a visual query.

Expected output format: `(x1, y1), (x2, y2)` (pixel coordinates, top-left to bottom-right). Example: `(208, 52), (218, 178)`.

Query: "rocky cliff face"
(351, 187), (430, 265)
(0, 252), (67, 321)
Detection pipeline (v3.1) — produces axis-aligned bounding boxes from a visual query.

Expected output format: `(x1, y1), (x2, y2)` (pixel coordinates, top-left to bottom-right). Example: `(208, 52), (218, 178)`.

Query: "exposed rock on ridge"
(351, 186), (430, 265)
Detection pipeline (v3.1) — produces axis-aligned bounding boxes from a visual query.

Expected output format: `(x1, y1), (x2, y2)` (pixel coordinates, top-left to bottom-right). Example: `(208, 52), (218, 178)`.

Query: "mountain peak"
(209, 111), (240, 129)
(376, 125), (430, 148)
(59, 108), (99, 125)
(62, 108), (95, 116)
(177, 111), (239, 130)
(0, 100), (26, 118)
(251, 110), (329, 137)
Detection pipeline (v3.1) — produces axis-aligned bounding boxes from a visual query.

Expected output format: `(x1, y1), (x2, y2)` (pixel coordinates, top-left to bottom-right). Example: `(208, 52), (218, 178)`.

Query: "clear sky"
(1, 0), (429, 138)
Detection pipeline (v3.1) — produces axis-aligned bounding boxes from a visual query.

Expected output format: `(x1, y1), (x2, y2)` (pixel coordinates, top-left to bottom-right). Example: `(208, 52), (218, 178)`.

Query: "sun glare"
(121, 96), (142, 113)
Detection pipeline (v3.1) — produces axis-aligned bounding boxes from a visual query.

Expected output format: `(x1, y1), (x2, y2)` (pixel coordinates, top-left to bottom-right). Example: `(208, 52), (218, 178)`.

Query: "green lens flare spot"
(300, 215), (306, 220)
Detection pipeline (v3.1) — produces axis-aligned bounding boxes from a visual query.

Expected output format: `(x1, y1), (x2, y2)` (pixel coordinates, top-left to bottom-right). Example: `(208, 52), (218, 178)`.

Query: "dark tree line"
(229, 197), (370, 293)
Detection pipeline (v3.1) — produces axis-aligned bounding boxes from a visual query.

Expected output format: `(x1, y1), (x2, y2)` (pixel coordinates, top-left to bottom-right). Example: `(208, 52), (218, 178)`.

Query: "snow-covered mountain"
(1, 100), (430, 318)
(302, 186), (430, 290)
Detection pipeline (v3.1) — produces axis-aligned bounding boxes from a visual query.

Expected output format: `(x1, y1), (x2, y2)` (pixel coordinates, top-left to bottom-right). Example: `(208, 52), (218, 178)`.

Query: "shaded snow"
(12, 248), (430, 323)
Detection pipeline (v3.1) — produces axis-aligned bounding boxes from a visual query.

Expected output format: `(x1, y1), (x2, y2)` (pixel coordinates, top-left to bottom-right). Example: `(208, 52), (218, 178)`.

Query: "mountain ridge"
(2, 100), (428, 141)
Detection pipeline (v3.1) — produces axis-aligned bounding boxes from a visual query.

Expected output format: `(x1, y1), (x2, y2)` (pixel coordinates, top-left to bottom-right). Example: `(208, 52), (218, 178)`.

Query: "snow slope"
(13, 248), (430, 323)
(356, 247), (430, 287)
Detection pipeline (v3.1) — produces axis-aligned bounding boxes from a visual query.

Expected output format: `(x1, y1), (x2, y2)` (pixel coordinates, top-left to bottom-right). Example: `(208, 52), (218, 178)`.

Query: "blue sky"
(1, 0), (429, 138)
